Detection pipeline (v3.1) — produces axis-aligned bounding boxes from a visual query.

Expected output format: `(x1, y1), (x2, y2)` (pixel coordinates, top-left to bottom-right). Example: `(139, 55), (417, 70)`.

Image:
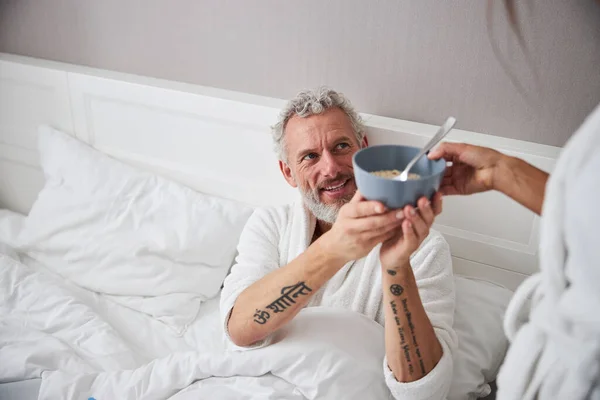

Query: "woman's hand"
(428, 142), (506, 196)
(379, 193), (443, 270)
(428, 142), (549, 215)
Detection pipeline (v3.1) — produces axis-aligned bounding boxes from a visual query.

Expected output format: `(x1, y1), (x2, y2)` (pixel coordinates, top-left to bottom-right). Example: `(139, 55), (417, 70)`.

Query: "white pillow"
(450, 276), (513, 400)
(0, 209), (25, 261)
(17, 125), (253, 334)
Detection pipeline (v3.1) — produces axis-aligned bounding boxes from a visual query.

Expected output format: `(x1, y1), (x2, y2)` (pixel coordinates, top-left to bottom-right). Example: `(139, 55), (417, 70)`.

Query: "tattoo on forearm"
(390, 301), (406, 343)
(252, 281), (313, 325)
(403, 344), (414, 375)
(390, 297), (428, 376)
(391, 300), (413, 374)
(266, 281), (312, 313)
(390, 284), (404, 296)
(402, 298), (426, 375)
(402, 299), (415, 339)
(387, 269), (397, 276)
(253, 309), (270, 324)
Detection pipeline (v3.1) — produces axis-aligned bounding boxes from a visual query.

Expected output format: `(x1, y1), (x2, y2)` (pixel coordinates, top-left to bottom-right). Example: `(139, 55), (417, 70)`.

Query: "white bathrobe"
(220, 198), (458, 400)
(497, 102), (600, 399)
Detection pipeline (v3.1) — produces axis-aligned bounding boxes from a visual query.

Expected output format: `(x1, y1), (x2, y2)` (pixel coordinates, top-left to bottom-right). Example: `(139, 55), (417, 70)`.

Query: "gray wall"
(1, 0), (599, 147)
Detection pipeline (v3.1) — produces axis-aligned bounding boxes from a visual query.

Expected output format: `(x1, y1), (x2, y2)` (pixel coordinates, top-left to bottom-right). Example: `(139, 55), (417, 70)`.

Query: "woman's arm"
(494, 155), (549, 215)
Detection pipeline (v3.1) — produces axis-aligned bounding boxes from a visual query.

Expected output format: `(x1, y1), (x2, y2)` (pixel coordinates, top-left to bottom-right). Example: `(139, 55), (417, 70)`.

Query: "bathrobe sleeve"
(219, 206), (286, 351)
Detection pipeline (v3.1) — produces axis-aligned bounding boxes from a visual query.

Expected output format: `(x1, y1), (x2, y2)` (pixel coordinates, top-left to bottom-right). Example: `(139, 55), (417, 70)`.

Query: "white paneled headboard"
(0, 53), (561, 290)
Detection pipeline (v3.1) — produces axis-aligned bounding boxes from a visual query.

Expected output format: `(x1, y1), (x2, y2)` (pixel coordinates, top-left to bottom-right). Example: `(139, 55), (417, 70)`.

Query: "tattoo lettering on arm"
(266, 281), (312, 313)
(253, 309), (270, 324)
(390, 300), (413, 375)
(402, 298), (426, 375)
(252, 281), (313, 325)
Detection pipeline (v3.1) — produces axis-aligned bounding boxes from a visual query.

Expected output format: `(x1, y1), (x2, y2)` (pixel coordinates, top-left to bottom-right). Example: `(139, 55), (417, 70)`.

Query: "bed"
(0, 53), (560, 400)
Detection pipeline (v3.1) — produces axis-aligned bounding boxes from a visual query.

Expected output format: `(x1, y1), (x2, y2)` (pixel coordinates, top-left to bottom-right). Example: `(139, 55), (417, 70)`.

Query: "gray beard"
(297, 184), (354, 224)
(301, 191), (340, 224)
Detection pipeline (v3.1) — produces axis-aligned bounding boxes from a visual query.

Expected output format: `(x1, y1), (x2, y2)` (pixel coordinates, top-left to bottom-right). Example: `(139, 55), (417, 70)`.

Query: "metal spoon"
(395, 116), (457, 181)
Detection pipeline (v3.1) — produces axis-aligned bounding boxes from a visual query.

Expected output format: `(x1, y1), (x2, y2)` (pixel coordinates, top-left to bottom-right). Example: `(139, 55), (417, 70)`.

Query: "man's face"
(279, 107), (366, 223)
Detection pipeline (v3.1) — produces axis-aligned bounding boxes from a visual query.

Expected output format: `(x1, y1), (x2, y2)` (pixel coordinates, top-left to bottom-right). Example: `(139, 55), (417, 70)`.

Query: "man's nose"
(319, 151), (342, 177)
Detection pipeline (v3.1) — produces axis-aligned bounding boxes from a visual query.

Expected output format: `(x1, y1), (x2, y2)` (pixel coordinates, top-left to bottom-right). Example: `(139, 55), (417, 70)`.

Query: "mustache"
(316, 174), (354, 190)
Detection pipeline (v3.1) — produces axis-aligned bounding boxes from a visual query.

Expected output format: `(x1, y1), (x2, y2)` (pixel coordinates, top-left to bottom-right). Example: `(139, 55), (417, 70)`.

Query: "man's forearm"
(227, 236), (346, 347)
(382, 263), (443, 382)
(495, 155), (549, 215)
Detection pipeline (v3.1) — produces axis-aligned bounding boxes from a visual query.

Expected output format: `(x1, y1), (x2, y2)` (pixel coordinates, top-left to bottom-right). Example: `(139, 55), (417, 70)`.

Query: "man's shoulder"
(243, 203), (295, 237)
(248, 203), (293, 223)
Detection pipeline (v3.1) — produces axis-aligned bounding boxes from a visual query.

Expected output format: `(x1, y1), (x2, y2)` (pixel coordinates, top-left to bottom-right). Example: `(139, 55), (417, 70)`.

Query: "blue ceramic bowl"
(352, 145), (446, 209)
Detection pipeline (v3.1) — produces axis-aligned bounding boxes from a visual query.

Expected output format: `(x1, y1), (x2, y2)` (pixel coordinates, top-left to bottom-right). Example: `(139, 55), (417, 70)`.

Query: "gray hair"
(272, 87), (366, 162)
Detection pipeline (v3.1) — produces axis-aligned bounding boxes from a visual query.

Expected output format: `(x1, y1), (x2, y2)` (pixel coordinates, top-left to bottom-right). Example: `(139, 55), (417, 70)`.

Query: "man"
(220, 87), (457, 399)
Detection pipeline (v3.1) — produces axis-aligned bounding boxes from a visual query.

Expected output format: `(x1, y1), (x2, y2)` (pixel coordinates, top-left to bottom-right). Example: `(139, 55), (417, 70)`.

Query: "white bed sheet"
(0, 243), (229, 400)
(0, 376), (307, 400)
(0, 250), (392, 399)
(0, 209), (238, 399)
(0, 209), (24, 254)
(0, 379), (42, 400)
(0, 208), (227, 356)
(0, 252), (502, 400)
(0, 209), (507, 399)
(0, 211), (393, 399)
(0, 250), (307, 400)
(21, 254), (227, 358)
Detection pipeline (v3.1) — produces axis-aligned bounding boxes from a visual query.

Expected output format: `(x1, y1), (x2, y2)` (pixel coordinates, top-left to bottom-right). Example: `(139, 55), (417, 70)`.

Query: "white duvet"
(0, 247), (392, 400)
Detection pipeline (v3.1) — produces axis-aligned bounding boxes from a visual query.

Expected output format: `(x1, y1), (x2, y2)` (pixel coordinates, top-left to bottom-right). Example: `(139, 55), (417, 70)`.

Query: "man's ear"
(279, 160), (298, 188)
(361, 135), (369, 148)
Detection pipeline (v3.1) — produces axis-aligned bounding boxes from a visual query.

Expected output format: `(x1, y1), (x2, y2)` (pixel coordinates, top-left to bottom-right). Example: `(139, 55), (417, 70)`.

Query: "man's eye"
(303, 153), (318, 161)
(336, 143), (350, 150)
